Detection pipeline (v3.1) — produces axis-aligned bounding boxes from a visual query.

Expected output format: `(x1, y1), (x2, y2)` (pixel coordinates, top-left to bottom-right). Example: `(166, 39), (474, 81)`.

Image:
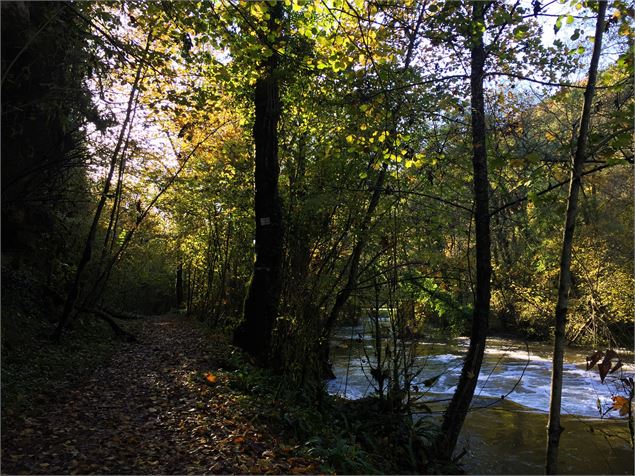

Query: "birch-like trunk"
(545, 2), (607, 473)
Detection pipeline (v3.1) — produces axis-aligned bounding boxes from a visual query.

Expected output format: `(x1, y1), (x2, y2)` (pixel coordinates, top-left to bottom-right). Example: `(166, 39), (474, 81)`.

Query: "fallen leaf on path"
(205, 373), (218, 384)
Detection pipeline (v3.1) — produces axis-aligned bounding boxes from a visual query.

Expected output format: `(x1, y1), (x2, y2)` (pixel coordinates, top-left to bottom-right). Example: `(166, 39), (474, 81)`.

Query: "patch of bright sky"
(83, 5), (206, 189)
(541, 0), (621, 73)
(541, 0), (578, 47)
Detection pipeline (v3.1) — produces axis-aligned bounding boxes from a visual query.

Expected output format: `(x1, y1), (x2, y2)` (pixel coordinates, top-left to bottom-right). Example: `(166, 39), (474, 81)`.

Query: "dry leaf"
(609, 360), (622, 374)
(598, 350), (620, 383)
(611, 396), (631, 417)
(586, 350), (604, 371)
(598, 359), (612, 383)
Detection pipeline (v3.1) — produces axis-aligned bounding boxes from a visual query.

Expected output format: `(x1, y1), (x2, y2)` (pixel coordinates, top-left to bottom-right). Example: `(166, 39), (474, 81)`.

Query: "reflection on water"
(329, 322), (634, 475)
(459, 405), (633, 475)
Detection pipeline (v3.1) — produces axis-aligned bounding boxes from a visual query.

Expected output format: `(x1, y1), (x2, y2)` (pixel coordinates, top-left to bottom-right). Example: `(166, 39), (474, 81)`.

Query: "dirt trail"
(1, 315), (316, 474)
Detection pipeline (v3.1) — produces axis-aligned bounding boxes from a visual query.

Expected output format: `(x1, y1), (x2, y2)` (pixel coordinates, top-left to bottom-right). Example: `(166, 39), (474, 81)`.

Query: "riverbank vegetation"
(2, 0), (633, 473)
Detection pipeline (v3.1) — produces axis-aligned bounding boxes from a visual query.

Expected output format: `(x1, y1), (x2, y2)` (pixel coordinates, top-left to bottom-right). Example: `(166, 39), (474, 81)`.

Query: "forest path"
(1, 314), (317, 474)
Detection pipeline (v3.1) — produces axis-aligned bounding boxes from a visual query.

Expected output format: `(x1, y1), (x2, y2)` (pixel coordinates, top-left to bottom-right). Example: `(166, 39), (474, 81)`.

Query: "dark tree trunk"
(175, 260), (184, 309)
(286, 134), (311, 304)
(233, 2), (284, 363)
(186, 263), (195, 316)
(545, 2), (606, 473)
(434, 0), (491, 461)
(212, 221), (232, 325)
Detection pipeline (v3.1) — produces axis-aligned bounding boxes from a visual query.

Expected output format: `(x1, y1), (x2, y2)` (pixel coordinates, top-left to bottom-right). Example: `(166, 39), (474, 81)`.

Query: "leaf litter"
(1, 315), (319, 474)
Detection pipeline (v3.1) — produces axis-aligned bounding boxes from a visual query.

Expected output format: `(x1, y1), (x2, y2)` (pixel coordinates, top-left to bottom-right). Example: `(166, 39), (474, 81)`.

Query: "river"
(328, 320), (634, 474)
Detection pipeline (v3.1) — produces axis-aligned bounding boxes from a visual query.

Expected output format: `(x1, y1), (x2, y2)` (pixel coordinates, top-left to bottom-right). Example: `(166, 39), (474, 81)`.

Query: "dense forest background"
(2, 0), (633, 474)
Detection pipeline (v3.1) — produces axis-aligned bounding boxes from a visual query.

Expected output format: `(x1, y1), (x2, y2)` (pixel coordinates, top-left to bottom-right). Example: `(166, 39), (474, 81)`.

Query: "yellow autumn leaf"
(205, 373), (217, 383)
(611, 395), (630, 416)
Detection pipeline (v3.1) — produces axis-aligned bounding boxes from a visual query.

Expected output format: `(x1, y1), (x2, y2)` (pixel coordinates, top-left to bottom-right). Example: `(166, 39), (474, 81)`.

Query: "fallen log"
(95, 306), (154, 320)
(79, 307), (137, 342)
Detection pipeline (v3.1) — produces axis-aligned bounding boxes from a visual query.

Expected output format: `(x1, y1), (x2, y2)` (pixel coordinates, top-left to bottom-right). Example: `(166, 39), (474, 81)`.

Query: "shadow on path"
(1, 315), (316, 474)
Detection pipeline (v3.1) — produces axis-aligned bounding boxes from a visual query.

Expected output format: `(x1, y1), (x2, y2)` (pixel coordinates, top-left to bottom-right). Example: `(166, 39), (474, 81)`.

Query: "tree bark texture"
(434, 0), (491, 462)
(545, 2), (606, 473)
(234, 2), (284, 363)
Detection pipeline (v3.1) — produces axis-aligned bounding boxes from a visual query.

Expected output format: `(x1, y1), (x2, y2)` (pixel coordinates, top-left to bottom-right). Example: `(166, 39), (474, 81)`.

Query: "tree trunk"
(186, 263), (195, 316)
(545, 3), (607, 473)
(233, 2), (284, 363)
(285, 134), (312, 308)
(434, 0), (491, 461)
(212, 221), (232, 325)
(321, 163), (387, 375)
(175, 260), (184, 309)
(53, 32), (152, 341)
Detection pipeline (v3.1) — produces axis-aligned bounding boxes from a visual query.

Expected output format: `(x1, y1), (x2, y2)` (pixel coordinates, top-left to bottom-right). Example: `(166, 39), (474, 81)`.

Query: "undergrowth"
(1, 266), (138, 425)
(201, 325), (443, 474)
(2, 286), (448, 475)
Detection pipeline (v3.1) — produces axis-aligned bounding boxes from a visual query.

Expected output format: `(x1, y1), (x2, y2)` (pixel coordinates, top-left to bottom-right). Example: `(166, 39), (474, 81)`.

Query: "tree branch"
(490, 163), (616, 216)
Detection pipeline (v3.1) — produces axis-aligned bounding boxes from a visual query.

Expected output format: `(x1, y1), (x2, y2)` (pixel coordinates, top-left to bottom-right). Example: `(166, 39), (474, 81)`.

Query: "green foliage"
(2, 1), (634, 471)
(306, 433), (379, 475)
(61, 0), (630, 359)
(222, 349), (384, 473)
(488, 61), (634, 345)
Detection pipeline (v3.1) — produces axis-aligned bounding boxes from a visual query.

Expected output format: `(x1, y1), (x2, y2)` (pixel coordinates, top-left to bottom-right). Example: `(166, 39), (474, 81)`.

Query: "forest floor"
(1, 314), (321, 474)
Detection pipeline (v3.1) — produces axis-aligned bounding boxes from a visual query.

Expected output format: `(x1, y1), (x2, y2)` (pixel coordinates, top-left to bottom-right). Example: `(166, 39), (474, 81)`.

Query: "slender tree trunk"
(285, 133), (311, 308)
(234, 2), (284, 363)
(317, 3), (425, 377)
(53, 32), (152, 340)
(102, 104), (136, 259)
(434, 1), (491, 461)
(212, 221), (232, 325)
(545, 3), (606, 473)
(202, 219), (220, 320)
(175, 259), (184, 309)
(321, 163), (387, 374)
(186, 262), (194, 316)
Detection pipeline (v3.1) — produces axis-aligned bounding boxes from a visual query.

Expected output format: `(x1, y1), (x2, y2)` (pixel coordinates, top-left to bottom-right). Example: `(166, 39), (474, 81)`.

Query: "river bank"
(329, 321), (635, 474)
